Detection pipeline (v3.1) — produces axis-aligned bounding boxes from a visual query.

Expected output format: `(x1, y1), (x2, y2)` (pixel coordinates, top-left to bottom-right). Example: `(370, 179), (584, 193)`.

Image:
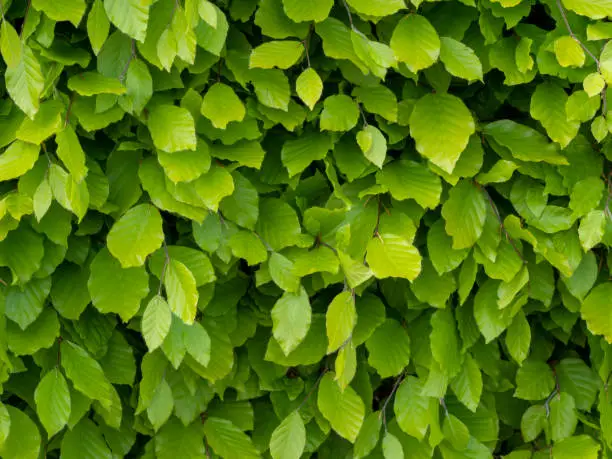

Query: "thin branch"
(556, 0), (607, 114)
(0, 277), (7, 286)
(119, 40), (137, 82)
(340, 0), (355, 30)
(297, 369), (329, 412)
(358, 104), (368, 127)
(379, 372), (405, 431)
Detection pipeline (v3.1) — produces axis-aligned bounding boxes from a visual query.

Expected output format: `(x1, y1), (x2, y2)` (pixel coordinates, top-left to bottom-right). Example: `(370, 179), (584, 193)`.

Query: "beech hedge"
(2, 0), (612, 457)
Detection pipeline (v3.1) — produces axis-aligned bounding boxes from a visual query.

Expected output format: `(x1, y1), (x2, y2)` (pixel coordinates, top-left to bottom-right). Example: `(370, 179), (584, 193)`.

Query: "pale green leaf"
(366, 318), (410, 378)
(270, 411), (306, 459)
(204, 417), (260, 459)
(0, 140), (40, 182)
(317, 372), (365, 442)
(440, 37), (483, 82)
(164, 259), (199, 324)
(442, 180), (487, 249)
(271, 286), (311, 355)
(296, 67), (323, 110)
(250, 40), (303, 69)
(87, 0), (110, 55)
(142, 295), (172, 351)
(410, 93), (475, 174)
(104, 0), (149, 42)
(201, 83), (246, 129)
(326, 291), (356, 354)
(34, 368), (71, 437)
(0, 407), (40, 459)
(88, 248), (150, 321)
(391, 15), (440, 73)
(148, 105), (196, 153)
(0, 20), (22, 68)
(107, 203), (164, 268)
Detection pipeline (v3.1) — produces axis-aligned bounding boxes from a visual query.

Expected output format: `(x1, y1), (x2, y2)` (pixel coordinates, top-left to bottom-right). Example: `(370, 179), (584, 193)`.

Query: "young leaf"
(34, 368), (71, 437)
(269, 411), (306, 459)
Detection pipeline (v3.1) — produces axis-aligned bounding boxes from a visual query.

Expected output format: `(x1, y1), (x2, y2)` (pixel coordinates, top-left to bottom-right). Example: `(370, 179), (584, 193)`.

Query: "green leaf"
(582, 283), (612, 343)
(256, 198), (301, 251)
(450, 354), (482, 412)
(410, 93), (475, 174)
(561, 0), (612, 19)
(320, 95), (360, 132)
(61, 418), (112, 459)
(354, 412), (382, 459)
(377, 159), (442, 208)
(440, 37), (483, 82)
(200, 83), (246, 129)
(530, 82), (580, 148)
(148, 104), (196, 153)
(55, 126), (88, 183)
(229, 231), (268, 265)
(357, 125), (387, 168)
(484, 120), (568, 164)
(272, 286), (311, 355)
(5, 277), (51, 330)
(390, 15), (440, 73)
(251, 69), (291, 111)
(124, 59), (152, 114)
(282, 0), (333, 22)
(67, 72), (126, 96)
(550, 393), (578, 442)
(87, 0), (110, 55)
(1, 20), (22, 68)
(16, 100), (63, 145)
(0, 140), (40, 182)
(7, 307), (59, 356)
(443, 415), (470, 451)
(0, 407), (40, 459)
(269, 252), (300, 292)
(104, 0), (149, 42)
(147, 379), (174, 431)
(556, 358), (599, 411)
(505, 311), (531, 365)
(204, 417), (260, 459)
(281, 132), (333, 176)
(366, 234), (422, 281)
(326, 291), (357, 354)
(442, 180), (487, 249)
(142, 295), (172, 351)
(551, 435), (600, 459)
(514, 360), (555, 400)
(32, 0), (86, 26)
(584, 72), (605, 98)
(394, 376), (435, 440)
(296, 68), (323, 110)
(430, 308), (461, 378)
(0, 403), (9, 449)
(521, 405), (546, 442)
(366, 318), (410, 378)
(107, 203), (164, 268)
(34, 368), (71, 437)
(61, 341), (114, 409)
(382, 432), (404, 459)
(6, 46), (44, 118)
(317, 372), (365, 442)
(554, 36), (585, 67)
(88, 248), (150, 321)
(250, 40), (303, 69)
(158, 139), (211, 184)
(164, 259), (199, 324)
(347, 0), (405, 16)
(270, 411), (306, 459)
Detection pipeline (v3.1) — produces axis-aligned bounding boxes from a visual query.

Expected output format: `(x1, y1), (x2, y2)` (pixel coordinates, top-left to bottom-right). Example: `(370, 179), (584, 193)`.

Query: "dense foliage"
(3, 0), (612, 457)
